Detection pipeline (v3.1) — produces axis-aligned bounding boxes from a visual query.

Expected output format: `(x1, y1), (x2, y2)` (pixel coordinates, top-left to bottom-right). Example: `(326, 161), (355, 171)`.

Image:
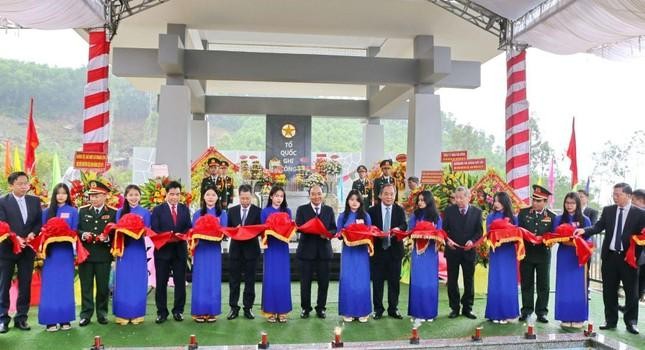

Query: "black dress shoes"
(97, 317), (108, 325)
(14, 320), (30, 331)
(626, 324), (639, 335)
(0, 323), (8, 333)
(316, 310), (326, 319)
(536, 315), (548, 323)
(599, 324), (616, 330)
(226, 309), (239, 320)
(79, 318), (91, 327)
(373, 312), (383, 320)
(300, 310), (310, 319)
(173, 313), (184, 322)
(448, 311), (459, 319)
(463, 312), (477, 320)
(518, 314), (528, 322)
(388, 311), (403, 319)
(155, 315), (167, 324)
(243, 309), (255, 319)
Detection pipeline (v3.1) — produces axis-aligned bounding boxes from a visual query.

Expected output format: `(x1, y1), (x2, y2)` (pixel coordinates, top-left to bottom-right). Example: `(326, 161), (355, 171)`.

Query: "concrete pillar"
(191, 113), (208, 162)
(362, 118), (385, 168)
(156, 85), (191, 184)
(407, 36), (442, 177)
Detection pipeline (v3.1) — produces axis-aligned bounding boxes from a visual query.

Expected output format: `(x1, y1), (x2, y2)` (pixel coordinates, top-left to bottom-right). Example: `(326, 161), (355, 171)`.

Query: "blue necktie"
(383, 207), (391, 250)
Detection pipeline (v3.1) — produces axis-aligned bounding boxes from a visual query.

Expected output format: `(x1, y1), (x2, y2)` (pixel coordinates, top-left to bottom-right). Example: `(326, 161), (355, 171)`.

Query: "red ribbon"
(0, 221), (22, 254)
(263, 212), (297, 244)
(625, 228), (645, 269)
(395, 221), (447, 254)
(542, 224), (594, 266)
(223, 225), (267, 241)
(340, 223), (388, 256)
(101, 214), (151, 258)
(297, 217), (335, 239)
(32, 217), (89, 264)
(147, 231), (189, 250)
(186, 215), (226, 255)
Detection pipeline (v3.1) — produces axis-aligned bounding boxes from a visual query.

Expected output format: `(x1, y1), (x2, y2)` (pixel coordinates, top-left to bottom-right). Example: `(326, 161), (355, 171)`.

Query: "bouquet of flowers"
(475, 239), (490, 268)
(469, 169), (525, 219)
(141, 177), (192, 209)
(28, 175), (49, 206)
(303, 173), (325, 190)
(69, 171), (122, 208)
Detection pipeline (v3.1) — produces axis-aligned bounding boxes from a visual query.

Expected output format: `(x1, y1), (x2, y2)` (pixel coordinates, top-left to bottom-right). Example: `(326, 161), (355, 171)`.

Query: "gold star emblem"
(281, 123), (296, 138)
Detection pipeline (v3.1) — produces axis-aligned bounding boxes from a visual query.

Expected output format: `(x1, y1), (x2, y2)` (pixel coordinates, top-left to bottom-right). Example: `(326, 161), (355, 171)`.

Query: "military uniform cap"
(87, 180), (110, 195)
(380, 159), (393, 167)
(207, 158), (220, 167)
(531, 184), (552, 200)
(356, 165), (368, 172)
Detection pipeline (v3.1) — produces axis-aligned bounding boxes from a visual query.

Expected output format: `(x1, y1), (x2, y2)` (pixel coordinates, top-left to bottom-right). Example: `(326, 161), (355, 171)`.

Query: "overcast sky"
(1, 29), (643, 204)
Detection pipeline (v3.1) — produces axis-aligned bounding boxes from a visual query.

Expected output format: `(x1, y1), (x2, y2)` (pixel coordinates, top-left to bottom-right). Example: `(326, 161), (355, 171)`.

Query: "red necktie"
(171, 205), (178, 226)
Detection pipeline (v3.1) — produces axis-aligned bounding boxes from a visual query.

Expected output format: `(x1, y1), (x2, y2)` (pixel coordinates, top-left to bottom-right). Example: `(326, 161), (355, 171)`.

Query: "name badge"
(60, 212), (70, 219)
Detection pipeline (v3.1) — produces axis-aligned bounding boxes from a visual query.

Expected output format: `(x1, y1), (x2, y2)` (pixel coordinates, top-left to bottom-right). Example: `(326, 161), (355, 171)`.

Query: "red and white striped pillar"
(82, 29), (110, 154)
(505, 48), (530, 204)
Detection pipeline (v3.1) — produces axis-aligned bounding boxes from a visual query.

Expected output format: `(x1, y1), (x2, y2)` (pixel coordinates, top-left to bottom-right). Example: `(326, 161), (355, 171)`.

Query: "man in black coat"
(577, 183), (645, 335)
(150, 181), (192, 324)
(295, 184), (336, 319)
(578, 189), (599, 225)
(226, 184), (261, 320)
(442, 186), (482, 319)
(368, 183), (407, 319)
(0, 172), (42, 333)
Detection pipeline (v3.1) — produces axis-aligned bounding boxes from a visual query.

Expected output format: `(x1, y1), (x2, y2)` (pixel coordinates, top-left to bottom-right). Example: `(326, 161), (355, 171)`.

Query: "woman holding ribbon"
(190, 185), (228, 323)
(337, 189), (373, 322)
(407, 190), (443, 323)
(260, 186), (295, 323)
(42, 183), (79, 232)
(551, 192), (591, 328)
(484, 192), (520, 324)
(112, 185), (151, 325)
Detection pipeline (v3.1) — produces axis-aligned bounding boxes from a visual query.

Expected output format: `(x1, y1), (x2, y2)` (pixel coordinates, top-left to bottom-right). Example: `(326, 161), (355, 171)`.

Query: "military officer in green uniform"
(77, 180), (117, 326)
(217, 161), (235, 208)
(372, 159), (397, 205)
(200, 157), (220, 195)
(352, 165), (373, 206)
(518, 184), (556, 323)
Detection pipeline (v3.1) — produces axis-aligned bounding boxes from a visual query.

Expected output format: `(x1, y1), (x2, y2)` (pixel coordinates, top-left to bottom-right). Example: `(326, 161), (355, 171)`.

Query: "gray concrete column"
(156, 85), (191, 184)
(407, 86), (441, 177)
(362, 118), (385, 168)
(191, 113), (208, 162)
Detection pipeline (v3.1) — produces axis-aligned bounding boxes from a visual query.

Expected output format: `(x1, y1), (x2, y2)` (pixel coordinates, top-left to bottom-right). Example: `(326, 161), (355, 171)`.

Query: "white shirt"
(12, 194), (28, 223)
(610, 203), (631, 251)
(92, 205), (105, 214)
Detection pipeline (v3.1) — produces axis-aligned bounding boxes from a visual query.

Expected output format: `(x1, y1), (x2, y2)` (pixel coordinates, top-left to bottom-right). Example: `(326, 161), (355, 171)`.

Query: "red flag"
(566, 117), (578, 188)
(24, 98), (39, 175)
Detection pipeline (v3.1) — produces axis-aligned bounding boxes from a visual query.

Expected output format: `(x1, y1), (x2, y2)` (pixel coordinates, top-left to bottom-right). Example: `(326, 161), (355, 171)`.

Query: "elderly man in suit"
(0, 172), (42, 333)
(442, 186), (483, 320)
(368, 183), (407, 319)
(296, 184), (337, 319)
(226, 184), (261, 320)
(576, 183), (645, 335)
(151, 181), (192, 324)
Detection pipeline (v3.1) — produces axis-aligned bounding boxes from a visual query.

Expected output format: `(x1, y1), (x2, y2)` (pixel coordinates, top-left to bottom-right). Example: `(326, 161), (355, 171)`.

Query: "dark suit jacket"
(0, 193), (42, 259)
(295, 204), (337, 260)
(442, 204), (483, 262)
(151, 202), (192, 260)
(584, 205), (645, 260)
(584, 207), (599, 225)
(227, 204), (262, 260)
(367, 203), (407, 260)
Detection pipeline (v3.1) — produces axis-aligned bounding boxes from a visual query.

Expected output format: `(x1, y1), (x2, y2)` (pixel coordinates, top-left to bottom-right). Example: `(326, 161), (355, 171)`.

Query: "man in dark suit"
(151, 181), (192, 324)
(352, 165), (373, 207)
(200, 157), (220, 195)
(226, 184), (261, 320)
(518, 184), (555, 323)
(443, 186), (482, 320)
(372, 159), (397, 205)
(0, 172), (42, 333)
(577, 183), (645, 335)
(295, 184), (337, 319)
(368, 183), (407, 319)
(77, 180), (116, 327)
(578, 189), (599, 225)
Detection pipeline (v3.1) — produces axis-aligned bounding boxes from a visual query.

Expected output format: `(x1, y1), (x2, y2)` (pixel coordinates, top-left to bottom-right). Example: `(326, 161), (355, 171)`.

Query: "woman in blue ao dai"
(554, 192), (591, 329)
(260, 186), (293, 323)
(191, 185), (228, 322)
(338, 189), (372, 323)
(114, 185), (151, 325)
(39, 183), (78, 332)
(484, 191), (519, 324)
(408, 190), (442, 323)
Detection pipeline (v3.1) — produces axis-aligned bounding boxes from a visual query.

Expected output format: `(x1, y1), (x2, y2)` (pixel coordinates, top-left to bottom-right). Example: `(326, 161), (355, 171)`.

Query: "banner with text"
(420, 170), (443, 185)
(452, 158), (487, 172)
(441, 151), (467, 163)
(266, 115), (312, 180)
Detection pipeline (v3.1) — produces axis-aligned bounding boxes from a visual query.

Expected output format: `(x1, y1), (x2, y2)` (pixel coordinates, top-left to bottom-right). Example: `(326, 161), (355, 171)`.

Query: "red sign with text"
(452, 158), (486, 171)
(441, 151), (467, 163)
(420, 170), (443, 185)
(74, 151), (108, 171)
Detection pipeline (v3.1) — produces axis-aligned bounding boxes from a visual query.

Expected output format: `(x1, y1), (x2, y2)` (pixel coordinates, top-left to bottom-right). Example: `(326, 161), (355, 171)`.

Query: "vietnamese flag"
(24, 98), (39, 175)
(566, 117), (578, 189)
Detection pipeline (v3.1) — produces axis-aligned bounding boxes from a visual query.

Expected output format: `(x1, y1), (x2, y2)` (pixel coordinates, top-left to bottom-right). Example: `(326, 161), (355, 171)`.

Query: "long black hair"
(47, 183), (73, 220)
(493, 191), (515, 220)
(200, 185), (222, 216)
(121, 184), (142, 215)
(341, 189), (367, 227)
(562, 192), (585, 226)
(413, 190), (439, 224)
(266, 185), (288, 212)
